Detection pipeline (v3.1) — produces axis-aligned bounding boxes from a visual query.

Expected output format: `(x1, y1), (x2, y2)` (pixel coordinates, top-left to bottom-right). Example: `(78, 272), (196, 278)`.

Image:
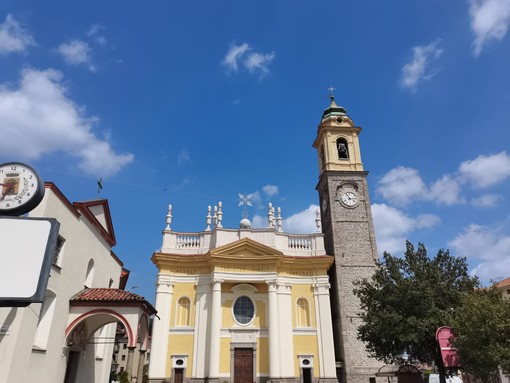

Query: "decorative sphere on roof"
(240, 218), (251, 229)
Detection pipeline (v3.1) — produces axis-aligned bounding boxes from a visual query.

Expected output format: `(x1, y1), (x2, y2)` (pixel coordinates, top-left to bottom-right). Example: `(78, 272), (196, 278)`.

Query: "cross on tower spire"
(327, 85), (336, 100)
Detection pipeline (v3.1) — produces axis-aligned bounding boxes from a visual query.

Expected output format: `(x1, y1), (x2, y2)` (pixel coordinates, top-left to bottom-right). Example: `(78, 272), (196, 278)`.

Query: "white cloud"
(222, 43), (250, 72)
(459, 151), (510, 188)
(0, 68), (133, 176)
(177, 149), (191, 166)
(448, 223), (510, 281)
(372, 203), (440, 256)
(377, 167), (427, 206)
(378, 152), (510, 208)
(252, 204), (319, 233)
(87, 24), (107, 46)
(222, 42), (275, 78)
(262, 185), (279, 197)
(56, 40), (95, 71)
(400, 40), (443, 89)
(283, 204), (320, 234)
(470, 0), (510, 55)
(251, 214), (268, 229)
(471, 193), (503, 207)
(0, 14), (35, 54)
(244, 51), (275, 77)
(428, 175), (466, 205)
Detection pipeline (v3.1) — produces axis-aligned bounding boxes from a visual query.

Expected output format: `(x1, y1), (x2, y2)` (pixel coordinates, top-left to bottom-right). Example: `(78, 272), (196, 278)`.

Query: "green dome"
(321, 96), (347, 120)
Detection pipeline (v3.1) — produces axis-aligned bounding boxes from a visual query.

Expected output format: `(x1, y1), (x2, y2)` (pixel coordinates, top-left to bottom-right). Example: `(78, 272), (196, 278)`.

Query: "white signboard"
(0, 217), (59, 306)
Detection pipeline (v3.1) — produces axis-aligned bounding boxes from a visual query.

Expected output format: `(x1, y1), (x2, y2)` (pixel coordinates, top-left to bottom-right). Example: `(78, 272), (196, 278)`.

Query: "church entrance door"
(174, 368), (184, 383)
(234, 348), (253, 383)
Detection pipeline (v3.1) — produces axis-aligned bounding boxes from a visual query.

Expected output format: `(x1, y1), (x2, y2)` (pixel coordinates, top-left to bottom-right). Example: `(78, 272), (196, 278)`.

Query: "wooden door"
(174, 368), (184, 383)
(234, 348), (253, 383)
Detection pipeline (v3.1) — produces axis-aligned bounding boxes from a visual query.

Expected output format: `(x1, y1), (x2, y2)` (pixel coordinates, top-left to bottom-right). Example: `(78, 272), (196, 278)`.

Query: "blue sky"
(1, 1), (510, 302)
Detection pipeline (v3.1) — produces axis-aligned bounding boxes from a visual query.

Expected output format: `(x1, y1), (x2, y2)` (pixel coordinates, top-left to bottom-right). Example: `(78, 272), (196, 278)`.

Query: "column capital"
(277, 282), (292, 295)
(313, 281), (331, 295)
(266, 279), (278, 291)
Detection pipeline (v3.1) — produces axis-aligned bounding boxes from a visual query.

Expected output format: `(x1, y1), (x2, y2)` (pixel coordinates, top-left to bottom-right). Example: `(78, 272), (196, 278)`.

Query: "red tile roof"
(495, 276), (510, 289)
(71, 288), (156, 314)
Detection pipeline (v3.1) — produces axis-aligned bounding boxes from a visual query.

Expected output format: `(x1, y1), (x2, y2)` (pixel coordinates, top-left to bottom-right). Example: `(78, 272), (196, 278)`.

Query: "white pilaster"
(149, 275), (174, 379)
(313, 280), (337, 378)
(277, 282), (295, 377)
(193, 280), (210, 379)
(208, 278), (223, 379)
(267, 280), (281, 378)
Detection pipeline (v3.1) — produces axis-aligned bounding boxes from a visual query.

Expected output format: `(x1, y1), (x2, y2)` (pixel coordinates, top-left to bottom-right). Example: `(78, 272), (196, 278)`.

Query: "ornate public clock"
(0, 162), (45, 216)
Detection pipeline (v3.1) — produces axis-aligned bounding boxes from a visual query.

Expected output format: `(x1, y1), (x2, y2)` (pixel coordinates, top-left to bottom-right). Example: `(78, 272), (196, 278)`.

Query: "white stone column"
(267, 280), (281, 379)
(277, 282), (295, 378)
(148, 275), (174, 380)
(208, 278), (223, 381)
(192, 281), (210, 379)
(313, 280), (337, 379)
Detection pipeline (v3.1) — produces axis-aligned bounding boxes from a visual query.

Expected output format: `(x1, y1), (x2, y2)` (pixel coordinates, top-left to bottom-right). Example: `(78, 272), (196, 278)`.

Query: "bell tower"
(313, 95), (380, 383)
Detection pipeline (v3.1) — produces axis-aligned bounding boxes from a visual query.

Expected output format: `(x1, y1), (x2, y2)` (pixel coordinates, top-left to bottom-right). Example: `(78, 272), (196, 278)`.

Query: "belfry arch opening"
(336, 138), (349, 160)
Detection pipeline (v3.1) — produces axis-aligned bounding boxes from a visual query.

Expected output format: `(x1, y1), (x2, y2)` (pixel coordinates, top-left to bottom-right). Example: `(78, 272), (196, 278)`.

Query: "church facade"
(148, 98), (380, 383)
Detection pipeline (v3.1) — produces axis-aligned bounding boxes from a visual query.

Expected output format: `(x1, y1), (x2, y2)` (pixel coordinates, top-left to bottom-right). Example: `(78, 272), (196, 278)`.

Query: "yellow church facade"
(148, 206), (338, 383)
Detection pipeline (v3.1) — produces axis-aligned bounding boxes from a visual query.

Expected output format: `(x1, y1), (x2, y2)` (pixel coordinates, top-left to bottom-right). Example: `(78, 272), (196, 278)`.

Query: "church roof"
(71, 288), (156, 314)
(321, 96), (347, 120)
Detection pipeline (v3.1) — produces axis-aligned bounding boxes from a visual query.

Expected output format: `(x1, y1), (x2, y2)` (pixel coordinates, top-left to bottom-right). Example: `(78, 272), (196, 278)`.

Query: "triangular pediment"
(209, 237), (283, 260)
(74, 199), (116, 246)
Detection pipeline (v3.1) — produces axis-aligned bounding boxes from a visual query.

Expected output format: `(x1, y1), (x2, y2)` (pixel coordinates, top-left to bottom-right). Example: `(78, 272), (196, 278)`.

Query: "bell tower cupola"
(312, 95), (364, 175)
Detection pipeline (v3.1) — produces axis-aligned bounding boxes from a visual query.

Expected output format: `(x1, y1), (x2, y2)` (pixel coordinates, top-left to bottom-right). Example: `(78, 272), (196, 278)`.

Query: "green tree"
(354, 241), (478, 368)
(118, 370), (130, 383)
(452, 287), (510, 381)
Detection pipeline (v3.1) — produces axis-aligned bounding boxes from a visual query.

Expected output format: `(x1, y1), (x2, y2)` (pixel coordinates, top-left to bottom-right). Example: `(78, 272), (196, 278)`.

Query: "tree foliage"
(354, 241), (478, 365)
(452, 287), (510, 381)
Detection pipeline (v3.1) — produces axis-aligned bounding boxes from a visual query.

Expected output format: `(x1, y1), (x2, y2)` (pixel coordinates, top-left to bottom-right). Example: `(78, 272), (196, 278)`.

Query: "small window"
(176, 297), (191, 327)
(84, 258), (94, 288)
(233, 296), (255, 325)
(123, 344), (127, 349)
(121, 355), (126, 361)
(297, 298), (310, 327)
(52, 235), (65, 266)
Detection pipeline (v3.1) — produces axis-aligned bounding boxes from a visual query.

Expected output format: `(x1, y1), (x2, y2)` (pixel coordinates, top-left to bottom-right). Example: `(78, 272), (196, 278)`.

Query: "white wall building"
(0, 182), (155, 383)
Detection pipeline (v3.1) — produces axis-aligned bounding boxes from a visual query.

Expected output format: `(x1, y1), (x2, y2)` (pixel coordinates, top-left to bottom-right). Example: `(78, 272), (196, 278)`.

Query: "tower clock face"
(341, 191), (358, 207)
(0, 162), (45, 216)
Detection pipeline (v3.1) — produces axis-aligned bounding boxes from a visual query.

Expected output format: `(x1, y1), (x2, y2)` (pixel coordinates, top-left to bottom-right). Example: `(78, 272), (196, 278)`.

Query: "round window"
(176, 359), (184, 366)
(233, 296), (255, 325)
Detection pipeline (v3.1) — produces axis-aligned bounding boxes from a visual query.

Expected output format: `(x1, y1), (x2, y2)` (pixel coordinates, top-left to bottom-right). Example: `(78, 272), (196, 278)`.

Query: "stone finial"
(315, 209), (321, 232)
(217, 201), (223, 228)
(165, 204), (172, 230)
(213, 205), (218, 228)
(205, 205), (212, 231)
(268, 203), (275, 228)
(276, 207), (283, 232)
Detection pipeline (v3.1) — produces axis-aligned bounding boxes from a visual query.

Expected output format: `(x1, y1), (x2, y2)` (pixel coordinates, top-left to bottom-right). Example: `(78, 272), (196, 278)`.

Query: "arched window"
(320, 145), (326, 169)
(336, 138), (349, 159)
(296, 298), (310, 327)
(33, 290), (57, 349)
(176, 297), (191, 327)
(84, 258), (94, 288)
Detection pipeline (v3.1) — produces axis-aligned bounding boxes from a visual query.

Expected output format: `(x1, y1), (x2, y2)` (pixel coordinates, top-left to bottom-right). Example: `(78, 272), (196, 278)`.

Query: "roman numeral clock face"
(0, 162), (45, 216)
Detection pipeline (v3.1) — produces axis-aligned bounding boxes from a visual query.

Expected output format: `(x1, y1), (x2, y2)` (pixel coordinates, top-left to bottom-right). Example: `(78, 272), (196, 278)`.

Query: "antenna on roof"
(97, 177), (103, 196)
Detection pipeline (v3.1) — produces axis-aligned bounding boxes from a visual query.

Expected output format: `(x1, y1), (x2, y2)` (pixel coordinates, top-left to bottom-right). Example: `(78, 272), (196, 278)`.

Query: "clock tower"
(313, 96), (380, 383)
